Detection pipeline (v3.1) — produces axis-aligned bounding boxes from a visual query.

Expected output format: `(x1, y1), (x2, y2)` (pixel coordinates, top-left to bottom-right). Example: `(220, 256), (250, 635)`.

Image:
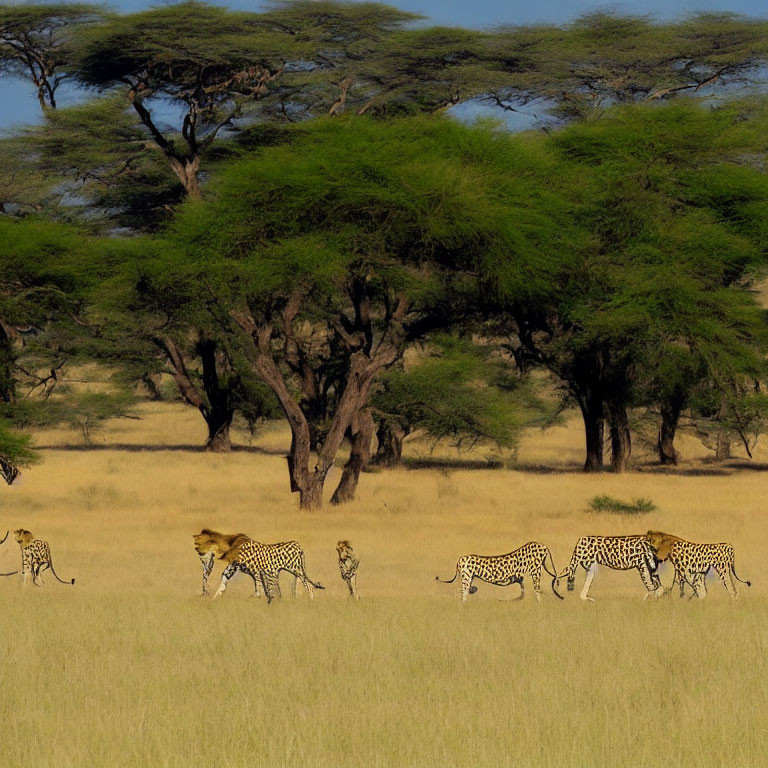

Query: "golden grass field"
(1, 403), (767, 767)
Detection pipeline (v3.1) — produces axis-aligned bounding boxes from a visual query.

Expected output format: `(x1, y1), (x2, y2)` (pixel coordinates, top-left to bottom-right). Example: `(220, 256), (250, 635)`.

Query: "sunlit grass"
(0, 406), (765, 766)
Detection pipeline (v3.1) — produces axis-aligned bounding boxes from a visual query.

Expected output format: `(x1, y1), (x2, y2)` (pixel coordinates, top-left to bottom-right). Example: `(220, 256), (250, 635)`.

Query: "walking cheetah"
(437, 541), (562, 602)
(560, 535), (662, 601)
(646, 530), (750, 599)
(337, 540), (359, 598)
(13, 529), (75, 587)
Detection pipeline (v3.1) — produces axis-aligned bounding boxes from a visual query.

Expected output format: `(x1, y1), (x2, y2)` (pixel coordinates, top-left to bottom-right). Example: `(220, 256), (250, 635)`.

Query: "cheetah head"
(13, 529), (33, 546)
(646, 530), (678, 562)
(337, 540), (353, 557)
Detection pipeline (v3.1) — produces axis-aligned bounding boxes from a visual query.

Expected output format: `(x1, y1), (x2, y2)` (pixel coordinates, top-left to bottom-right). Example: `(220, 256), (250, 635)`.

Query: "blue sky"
(2, 0), (767, 129)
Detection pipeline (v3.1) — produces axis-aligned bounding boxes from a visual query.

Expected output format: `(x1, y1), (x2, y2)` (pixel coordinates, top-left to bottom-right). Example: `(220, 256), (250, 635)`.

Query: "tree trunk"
(0, 322), (17, 404)
(141, 374), (163, 401)
(658, 400), (682, 465)
(204, 409), (233, 452)
(715, 431), (731, 461)
(169, 156), (202, 200)
(607, 400), (631, 473)
(232, 294), (408, 510)
(579, 395), (604, 472)
(331, 408), (375, 505)
(299, 478), (325, 510)
(715, 398), (731, 461)
(199, 338), (233, 452)
(371, 419), (405, 467)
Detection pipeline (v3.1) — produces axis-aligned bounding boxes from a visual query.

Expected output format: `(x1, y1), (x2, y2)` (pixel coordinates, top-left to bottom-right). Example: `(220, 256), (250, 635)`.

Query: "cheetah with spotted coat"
(560, 535), (663, 601)
(213, 537), (324, 601)
(437, 541), (563, 602)
(13, 529), (75, 587)
(646, 530), (751, 599)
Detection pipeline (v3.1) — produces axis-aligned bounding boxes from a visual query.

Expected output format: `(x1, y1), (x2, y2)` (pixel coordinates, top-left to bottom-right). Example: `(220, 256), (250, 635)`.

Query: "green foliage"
(16, 96), (185, 230)
(3, 391), (137, 444)
(588, 495), (656, 514)
(166, 116), (559, 303)
(0, 418), (37, 468)
(70, 2), (304, 92)
(0, 216), (92, 322)
(483, 11), (768, 120)
(0, 3), (106, 109)
(373, 336), (552, 450)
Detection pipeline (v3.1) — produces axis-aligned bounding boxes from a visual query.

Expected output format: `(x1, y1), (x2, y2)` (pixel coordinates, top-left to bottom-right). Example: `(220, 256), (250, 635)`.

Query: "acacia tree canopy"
(0, 3), (105, 111)
(144, 116), (555, 507)
(483, 12), (768, 120)
(65, 1), (420, 199)
(498, 100), (768, 471)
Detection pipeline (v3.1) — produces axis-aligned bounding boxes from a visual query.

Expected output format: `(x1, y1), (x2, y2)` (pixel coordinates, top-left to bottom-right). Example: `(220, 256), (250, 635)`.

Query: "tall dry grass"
(0, 404), (766, 767)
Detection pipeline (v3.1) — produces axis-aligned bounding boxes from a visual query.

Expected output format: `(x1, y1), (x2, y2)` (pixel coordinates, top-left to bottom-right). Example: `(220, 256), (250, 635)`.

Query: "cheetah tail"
(541, 550), (564, 600)
(0, 530), (8, 545)
(50, 561), (75, 585)
(436, 571), (458, 585)
(0, 569), (18, 576)
(731, 565), (751, 587)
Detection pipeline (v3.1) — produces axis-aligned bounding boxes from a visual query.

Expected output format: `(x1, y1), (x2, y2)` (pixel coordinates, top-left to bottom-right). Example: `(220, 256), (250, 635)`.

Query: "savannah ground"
(0, 404), (766, 768)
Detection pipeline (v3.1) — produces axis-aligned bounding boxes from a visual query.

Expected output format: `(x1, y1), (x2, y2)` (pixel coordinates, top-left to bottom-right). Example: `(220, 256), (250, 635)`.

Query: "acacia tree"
(67, 1), (418, 199)
(483, 12), (768, 121)
(15, 96), (186, 231)
(73, 235), (278, 451)
(150, 117), (540, 508)
(371, 336), (553, 467)
(0, 217), (90, 405)
(502, 101), (768, 471)
(0, 3), (104, 112)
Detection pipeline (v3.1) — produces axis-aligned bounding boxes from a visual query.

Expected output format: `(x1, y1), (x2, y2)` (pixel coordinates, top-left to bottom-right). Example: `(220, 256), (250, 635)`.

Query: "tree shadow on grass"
(633, 458), (768, 476)
(36, 443), (286, 456)
(400, 457), (586, 473)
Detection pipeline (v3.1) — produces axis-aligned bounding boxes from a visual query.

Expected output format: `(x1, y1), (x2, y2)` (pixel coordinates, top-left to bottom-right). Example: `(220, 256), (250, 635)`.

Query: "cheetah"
(560, 535), (663, 601)
(13, 529), (75, 587)
(646, 530), (751, 599)
(213, 538), (324, 601)
(337, 540), (359, 598)
(437, 541), (562, 602)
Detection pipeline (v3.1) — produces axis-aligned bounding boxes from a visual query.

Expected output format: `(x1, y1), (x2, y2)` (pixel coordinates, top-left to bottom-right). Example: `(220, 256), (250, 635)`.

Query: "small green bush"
(588, 495), (656, 514)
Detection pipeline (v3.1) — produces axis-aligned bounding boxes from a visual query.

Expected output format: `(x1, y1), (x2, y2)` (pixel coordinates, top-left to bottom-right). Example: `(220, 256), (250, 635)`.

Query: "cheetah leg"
(35, 563), (48, 586)
(258, 572), (274, 604)
(580, 562), (597, 601)
(302, 575), (314, 600)
(640, 562), (664, 599)
(200, 553), (214, 596)
(251, 571), (266, 599)
(348, 573), (358, 599)
(676, 568), (686, 598)
(691, 572), (707, 599)
(243, 567), (267, 599)
(513, 579), (526, 601)
(714, 564), (737, 599)
(268, 573), (283, 600)
(682, 570), (705, 599)
(461, 572), (473, 601)
(213, 563), (238, 599)
(245, 570), (272, 603)
(532, 566), (542, 602)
